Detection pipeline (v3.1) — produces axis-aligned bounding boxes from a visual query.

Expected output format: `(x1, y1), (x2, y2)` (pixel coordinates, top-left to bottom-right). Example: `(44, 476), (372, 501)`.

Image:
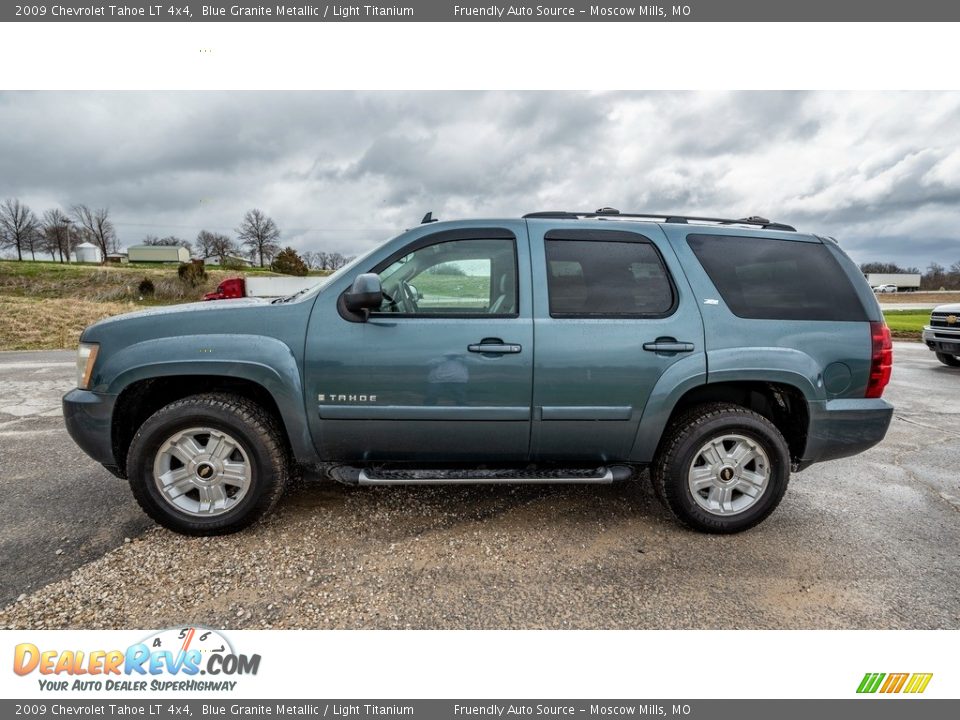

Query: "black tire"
(936, 352), (960, 367)
(652, 402), (790, 534)
(126, 393), (291, 536)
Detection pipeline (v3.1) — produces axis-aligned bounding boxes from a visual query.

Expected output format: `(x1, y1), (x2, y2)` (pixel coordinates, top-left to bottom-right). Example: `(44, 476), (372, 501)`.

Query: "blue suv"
(63, 209), (894, 535)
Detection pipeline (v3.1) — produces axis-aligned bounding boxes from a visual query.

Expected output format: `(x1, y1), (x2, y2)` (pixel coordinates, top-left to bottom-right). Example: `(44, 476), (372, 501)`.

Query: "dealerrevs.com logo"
(857, 673), (933, 694)
(13, 627), (260, 692)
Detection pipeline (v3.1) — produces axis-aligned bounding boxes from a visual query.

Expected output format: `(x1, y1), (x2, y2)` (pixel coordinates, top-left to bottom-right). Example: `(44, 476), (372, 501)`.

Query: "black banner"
(2, 700), (958, 719)
(5, 0), (960, 22)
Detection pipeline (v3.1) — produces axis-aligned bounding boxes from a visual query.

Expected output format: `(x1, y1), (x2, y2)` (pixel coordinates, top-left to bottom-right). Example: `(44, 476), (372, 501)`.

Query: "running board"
(330, 465), (634, 486)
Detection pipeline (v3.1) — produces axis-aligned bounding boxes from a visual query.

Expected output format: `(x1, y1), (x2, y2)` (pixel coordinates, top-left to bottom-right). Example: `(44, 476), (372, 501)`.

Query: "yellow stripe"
(914, 673), (933, 693)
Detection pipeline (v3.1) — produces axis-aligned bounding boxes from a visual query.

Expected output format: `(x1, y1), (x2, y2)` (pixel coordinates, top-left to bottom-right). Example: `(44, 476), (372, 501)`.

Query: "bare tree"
(301, 250), (323, 270)
(196, 230), (237, 261)
(72, 204), (116, 261)
(24, 224), (44, 261)
(328, 252), (348, 270)
(236, 208), (280, 268)
(42, 209), (74, 263)
(0, 198), (41, 261)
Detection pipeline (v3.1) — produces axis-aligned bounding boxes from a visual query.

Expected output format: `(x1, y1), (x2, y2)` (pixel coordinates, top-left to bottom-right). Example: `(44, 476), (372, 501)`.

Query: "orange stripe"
(180, 627), (196, 653)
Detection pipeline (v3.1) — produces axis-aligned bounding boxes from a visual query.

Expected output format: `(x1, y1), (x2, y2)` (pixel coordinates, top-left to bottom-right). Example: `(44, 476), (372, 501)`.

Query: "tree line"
(0, 199), (352, 271)
(860, 261), (960, 290)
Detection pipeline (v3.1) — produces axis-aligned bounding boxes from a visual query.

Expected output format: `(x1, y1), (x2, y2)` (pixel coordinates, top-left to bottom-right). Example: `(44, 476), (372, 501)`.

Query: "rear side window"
(545, 238), (675, 317)
(687, 234), (867, 321)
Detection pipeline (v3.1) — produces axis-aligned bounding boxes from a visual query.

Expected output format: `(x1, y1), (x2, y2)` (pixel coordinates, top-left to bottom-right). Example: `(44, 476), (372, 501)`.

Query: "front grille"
(930, 313), (960, 328)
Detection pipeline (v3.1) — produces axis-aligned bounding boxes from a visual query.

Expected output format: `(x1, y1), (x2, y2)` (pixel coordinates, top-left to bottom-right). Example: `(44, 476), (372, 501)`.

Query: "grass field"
(882, 309), (930, 332)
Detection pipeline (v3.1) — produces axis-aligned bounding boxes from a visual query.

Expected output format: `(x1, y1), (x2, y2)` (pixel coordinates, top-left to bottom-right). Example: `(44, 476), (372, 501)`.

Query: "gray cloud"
(0, 90), (958, 268)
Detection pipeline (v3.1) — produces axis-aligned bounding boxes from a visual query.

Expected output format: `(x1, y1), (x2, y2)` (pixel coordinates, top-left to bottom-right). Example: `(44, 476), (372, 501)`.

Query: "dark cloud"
(0, 91), (958, 266)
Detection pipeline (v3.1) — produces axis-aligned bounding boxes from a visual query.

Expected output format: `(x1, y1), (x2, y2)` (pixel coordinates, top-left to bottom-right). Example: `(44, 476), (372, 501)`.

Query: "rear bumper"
(63, 388), (118, 469)
(798, 398), (894, 470)
(922, 326), (960, 354)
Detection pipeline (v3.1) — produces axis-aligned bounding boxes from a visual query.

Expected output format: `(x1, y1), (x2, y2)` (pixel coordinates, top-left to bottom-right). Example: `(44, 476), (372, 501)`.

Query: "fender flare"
(628, 347), (824, 463)
(100, 334), (315, 461)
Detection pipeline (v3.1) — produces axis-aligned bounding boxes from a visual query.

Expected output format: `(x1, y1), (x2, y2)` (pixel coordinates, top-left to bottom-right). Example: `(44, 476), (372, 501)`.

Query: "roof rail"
(522, 208), (796, 232)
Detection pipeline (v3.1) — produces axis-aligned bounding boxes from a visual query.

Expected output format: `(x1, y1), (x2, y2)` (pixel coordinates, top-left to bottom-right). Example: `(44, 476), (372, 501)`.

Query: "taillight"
(866, 321), (893, 398)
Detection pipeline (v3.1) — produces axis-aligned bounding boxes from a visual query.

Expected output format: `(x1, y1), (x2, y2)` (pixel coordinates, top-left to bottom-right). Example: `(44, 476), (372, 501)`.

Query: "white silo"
(75, 242), (102, 263)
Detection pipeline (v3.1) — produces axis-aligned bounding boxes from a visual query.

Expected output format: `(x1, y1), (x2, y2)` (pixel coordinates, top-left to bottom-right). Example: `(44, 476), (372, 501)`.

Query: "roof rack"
(522, 208), (796, 232)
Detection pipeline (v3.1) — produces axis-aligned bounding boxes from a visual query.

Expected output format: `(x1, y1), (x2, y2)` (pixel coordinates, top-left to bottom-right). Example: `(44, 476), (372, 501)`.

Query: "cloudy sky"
(1, 91), (959, 268)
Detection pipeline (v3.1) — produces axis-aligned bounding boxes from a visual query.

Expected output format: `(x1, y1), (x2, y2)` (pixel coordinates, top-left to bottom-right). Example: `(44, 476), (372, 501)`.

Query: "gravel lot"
(0, 342), (958, 630)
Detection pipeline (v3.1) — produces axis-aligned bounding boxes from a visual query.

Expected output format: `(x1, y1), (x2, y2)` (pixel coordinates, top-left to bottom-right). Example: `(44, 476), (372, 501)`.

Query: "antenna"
(421, 211), (438, 224)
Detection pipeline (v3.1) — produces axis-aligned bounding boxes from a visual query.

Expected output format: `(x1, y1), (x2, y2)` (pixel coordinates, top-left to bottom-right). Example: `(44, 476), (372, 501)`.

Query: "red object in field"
(203, 277), (246, 301)
(865, 321), (893, 398)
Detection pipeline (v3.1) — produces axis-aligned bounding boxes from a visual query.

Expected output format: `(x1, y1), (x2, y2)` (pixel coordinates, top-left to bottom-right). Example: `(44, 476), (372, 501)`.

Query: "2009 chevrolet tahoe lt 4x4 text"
(63, 209), (894, 535)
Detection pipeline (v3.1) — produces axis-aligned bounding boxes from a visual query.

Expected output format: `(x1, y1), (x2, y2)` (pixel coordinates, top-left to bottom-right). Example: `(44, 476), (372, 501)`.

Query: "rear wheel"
(126, 393), (290, 535)
(653, 403), (790, 533)
(936, 352), (960, 367)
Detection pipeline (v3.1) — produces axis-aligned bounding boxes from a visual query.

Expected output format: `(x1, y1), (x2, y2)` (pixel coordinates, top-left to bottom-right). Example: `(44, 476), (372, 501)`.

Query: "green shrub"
(271, 247), (308, 276)
(177, 262), (207, 287)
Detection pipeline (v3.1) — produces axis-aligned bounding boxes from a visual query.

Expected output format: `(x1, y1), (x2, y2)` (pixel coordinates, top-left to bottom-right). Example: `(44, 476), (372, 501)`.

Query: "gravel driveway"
(0, 342), (958, 630)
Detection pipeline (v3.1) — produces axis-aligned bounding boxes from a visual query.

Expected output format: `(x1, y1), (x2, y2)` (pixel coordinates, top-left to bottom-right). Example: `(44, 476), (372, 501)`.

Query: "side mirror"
(343, 273), (382, 314)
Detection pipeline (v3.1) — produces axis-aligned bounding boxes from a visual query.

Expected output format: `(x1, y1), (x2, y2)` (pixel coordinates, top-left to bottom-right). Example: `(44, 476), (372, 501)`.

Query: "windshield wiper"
(274, 288), (309, 304)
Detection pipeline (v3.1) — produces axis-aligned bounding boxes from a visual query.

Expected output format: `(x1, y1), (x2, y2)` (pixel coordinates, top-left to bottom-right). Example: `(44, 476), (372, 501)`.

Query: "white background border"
(1, 22), (959, 90)
(3, 629), (958, 699)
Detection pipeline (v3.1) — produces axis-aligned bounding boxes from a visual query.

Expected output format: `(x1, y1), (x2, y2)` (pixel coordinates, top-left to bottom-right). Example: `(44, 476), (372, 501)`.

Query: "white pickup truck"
(923, 304), (960, 366)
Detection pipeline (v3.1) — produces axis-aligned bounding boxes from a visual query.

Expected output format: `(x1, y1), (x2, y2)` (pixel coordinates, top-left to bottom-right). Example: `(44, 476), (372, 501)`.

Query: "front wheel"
(653, 403), (790, 533)
(126, 393), (291, 535)
(936, 352), (960, 367)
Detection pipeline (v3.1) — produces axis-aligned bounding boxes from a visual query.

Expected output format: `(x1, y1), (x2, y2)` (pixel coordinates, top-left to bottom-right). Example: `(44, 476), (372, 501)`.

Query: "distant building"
(203, 254), (254, 267)
(105, 251), (129, 264)
(127, 245), (191, 263)
(75, 242), (102, 263)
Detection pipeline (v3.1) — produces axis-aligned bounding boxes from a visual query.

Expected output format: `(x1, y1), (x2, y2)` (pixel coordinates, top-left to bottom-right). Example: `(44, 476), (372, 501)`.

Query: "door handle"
(468, 341), (522, 354)
(642, 338), (695, 353)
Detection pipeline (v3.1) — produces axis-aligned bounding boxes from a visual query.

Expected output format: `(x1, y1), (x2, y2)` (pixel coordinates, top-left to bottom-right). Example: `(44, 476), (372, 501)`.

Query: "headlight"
(76, 342), (99, 390)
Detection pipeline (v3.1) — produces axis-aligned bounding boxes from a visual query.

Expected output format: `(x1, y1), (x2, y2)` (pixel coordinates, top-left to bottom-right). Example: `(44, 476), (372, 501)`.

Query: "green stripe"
(856, 673), (886, 693)
(868, 673), (886, 693)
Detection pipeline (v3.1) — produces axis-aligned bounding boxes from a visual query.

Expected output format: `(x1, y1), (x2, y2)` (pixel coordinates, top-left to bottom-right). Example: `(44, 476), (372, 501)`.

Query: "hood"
(83, 297), (271, 336)
(933, 303), (960, 313)
(92, 297), (269, 325)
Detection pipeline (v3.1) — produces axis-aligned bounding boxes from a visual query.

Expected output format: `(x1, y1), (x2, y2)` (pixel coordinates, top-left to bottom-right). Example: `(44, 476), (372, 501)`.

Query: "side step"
(330, 465), (634, 486)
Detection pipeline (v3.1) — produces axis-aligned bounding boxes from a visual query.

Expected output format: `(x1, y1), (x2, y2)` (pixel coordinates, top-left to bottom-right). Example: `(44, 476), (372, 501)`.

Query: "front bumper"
(63, 388), (118, 469)
(798, 398), (894, 470)
(922, 326), (960, 355)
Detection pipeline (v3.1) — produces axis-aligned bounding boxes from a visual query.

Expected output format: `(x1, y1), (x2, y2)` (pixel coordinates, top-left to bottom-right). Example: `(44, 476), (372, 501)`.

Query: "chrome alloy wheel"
(687, 433), (770, 516)
(152, 427), (251, 517)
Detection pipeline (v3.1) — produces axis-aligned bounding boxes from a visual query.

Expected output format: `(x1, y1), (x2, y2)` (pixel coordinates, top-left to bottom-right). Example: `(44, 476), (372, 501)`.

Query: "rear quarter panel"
(660, 225), (875, 401)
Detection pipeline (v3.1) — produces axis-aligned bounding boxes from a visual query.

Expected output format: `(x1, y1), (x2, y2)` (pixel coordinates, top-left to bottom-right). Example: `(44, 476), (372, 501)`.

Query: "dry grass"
(0, 261), (237, 302)
(0, 296), (141, 351)
(0, 260), (273, 351)
(875, 291), (960, 304)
